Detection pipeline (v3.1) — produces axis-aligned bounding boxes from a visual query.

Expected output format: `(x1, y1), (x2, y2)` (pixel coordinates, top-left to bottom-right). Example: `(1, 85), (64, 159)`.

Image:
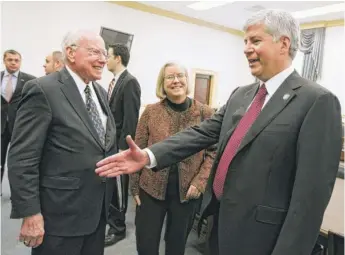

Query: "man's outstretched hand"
(95, 135), (150, 178)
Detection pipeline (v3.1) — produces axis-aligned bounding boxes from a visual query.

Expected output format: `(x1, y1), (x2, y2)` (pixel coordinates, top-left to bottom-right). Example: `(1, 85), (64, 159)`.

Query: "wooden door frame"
(190, 68), (218, 107)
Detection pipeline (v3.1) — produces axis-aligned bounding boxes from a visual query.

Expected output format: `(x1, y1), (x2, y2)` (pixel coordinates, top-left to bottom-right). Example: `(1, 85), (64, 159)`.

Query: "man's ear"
(65, 47), (76, 63)
(280, 36), (291, 56)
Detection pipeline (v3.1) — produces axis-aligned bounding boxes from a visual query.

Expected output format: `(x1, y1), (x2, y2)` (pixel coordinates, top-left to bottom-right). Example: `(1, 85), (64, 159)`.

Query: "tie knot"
(258, 83), (267, 97)
(84, 85), (91, 95)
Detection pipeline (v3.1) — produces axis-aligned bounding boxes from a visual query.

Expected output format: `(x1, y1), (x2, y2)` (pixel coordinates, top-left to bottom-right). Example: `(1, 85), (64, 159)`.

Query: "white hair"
(243, 9), (300, 60)
(61, 29), (102, 61)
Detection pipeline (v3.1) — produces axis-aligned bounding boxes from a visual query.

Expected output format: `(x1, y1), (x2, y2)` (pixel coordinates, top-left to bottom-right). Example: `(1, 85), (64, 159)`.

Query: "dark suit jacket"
(148, 71), (343, 255)
(1, 71), (36, 135)
(7, 68), (118, 237)
(108, 69), (141, 150)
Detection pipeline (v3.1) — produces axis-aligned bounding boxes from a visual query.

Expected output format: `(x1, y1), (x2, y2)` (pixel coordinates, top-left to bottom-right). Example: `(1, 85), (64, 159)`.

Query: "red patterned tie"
(213, 84), (267, 199)
(107, 78), (115, 101)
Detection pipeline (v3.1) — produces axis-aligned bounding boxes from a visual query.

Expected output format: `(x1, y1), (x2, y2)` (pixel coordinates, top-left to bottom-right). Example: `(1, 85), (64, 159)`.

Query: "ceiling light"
(292, 3), (345, 19)
(187, 1), (230, 11)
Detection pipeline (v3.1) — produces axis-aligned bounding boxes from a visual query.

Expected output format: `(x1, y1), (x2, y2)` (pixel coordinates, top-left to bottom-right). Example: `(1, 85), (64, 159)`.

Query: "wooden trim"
(108, 1), (244, 36)
(301, 19), (344, 30)
(190, 68), (218, 108)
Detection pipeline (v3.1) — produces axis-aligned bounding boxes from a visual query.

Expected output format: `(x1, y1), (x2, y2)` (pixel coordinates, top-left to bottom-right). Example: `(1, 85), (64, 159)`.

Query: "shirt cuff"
(143, 148), (157, 168)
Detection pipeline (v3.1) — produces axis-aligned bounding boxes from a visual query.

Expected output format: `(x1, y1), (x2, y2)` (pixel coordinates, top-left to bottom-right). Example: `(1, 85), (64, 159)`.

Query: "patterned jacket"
(130, 98), (216, 202)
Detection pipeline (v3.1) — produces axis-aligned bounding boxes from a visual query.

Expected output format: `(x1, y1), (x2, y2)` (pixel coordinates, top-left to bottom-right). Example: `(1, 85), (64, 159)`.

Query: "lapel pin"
(283, 94), (290, 100)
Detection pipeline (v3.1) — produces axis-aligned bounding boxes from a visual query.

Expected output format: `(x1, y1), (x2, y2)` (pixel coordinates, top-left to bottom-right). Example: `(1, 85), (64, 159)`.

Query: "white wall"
(292, 26), (344, 111)
(1, 1), (253, 108)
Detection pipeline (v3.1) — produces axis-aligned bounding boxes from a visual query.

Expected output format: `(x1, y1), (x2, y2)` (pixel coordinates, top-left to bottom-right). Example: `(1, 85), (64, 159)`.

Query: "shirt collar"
(65, 65), (91, 96)
(114, 68), (126, 81)
(4, 69), (19, 78)
(259, 65), (295, 96)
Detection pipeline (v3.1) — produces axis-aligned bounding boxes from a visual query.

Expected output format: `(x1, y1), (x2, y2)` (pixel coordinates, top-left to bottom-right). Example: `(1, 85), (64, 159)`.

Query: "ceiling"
(137, 1), (344, 31)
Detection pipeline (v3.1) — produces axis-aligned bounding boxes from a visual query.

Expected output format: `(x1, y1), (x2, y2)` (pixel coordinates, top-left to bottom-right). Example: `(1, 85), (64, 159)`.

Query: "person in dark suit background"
(95, 9), (343, 255)
(1, 49), (35, 183)
(43, 50), (64, 75)
(104, 43), (141, 246)
(8, 30), (118, 255)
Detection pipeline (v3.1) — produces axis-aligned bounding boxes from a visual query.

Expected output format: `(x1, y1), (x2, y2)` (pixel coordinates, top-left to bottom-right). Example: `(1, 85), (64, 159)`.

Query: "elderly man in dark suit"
(104, 43), (141, 246)
(95, 9), (343, 255)
(8, 30), (118, 255)
(1, 49), (35, 182)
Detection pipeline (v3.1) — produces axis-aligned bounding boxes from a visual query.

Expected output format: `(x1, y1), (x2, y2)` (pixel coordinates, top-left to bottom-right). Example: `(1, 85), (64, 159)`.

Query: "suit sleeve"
(7, 80), (52, 219)
(149, 103), (226, 170)
(130, 105), (150, 196)
(118, 79), (141, 150)
(272, 92), (343, 255)
(191, 105), (217, 193)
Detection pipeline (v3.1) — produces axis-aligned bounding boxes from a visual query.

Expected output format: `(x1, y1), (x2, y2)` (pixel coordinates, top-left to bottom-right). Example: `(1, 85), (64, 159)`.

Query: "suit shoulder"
(238, 81), (258, 91)
(126, 72), (140, 85)
(299, 77), (335, 97)
(26, 72), (60, 93)
(21, 71), (36, 80)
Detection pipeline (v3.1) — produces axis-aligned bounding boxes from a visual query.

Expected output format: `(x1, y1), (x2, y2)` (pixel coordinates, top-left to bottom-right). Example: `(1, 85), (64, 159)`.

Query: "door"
(194, 74), (211, 105)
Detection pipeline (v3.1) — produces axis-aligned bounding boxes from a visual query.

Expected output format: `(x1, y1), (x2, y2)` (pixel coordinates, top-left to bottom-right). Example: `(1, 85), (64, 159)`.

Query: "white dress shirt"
(65, 66), (107, 130)
(1, 70), (19, 98)
(145, 65), (295, 168)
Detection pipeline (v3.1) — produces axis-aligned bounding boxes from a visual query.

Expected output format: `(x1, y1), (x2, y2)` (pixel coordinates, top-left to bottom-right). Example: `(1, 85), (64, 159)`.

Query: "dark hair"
(3, 49), (22, 60)
(108, 44), (130, 67)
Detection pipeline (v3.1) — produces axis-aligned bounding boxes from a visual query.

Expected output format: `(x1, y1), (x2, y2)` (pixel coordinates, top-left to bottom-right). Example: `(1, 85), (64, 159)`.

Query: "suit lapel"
(12, 72), (26, 98)
(92, 82), (115, 151)
(109, 70), (127, 103)
(59, 68), (104, 149)
(218, 84), (259, 155)
(237, 71), (301, 153)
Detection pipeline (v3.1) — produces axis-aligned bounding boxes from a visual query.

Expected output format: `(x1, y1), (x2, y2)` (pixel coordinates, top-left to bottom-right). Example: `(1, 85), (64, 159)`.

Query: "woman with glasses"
(130, 62), (216, 255)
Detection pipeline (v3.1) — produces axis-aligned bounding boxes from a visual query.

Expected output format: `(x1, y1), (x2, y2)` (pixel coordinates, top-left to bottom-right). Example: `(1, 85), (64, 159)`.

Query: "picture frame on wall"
(100, 26), (134, 51)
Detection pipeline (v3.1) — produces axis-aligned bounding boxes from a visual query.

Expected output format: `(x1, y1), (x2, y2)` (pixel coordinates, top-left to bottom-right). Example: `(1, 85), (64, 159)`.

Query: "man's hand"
(186, 185), (201, 200)
(96, 135), (149, 178)
(134, 195), (141, 206)
(19, 213), (44, 248)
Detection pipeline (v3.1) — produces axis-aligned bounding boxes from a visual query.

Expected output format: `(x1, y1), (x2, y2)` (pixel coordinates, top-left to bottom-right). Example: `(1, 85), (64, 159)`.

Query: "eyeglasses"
(165, 73), (186, 81)
(70, 45), (109, 60)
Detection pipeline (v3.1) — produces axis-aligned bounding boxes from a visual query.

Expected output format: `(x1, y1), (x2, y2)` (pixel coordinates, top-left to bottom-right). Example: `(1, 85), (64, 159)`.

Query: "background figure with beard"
(1, 49), (35, 183)
(7, 30), (118, 255)
(95, 9), (343, 255)
(43, 51), (64, 75)
(130, 62), (216, 255)
(104, 43), (141, 247)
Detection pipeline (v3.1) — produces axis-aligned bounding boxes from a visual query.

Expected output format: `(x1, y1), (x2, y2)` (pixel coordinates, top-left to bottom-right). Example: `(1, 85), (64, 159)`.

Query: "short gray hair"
(61, 30), (102, 61)
(243, 9), (300, 60)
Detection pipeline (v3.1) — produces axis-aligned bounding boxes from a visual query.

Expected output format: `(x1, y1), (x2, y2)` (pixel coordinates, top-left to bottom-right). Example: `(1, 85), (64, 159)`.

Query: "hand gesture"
(96, 135), (149, 178)
(19, 213), (45, 248)
(134, 195), (141, 206)
(186, 185), (201, 200)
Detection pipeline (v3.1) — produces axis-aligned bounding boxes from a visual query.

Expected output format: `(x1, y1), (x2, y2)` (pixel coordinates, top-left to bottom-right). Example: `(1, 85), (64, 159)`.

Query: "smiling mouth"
(93, 66), (103, 70)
